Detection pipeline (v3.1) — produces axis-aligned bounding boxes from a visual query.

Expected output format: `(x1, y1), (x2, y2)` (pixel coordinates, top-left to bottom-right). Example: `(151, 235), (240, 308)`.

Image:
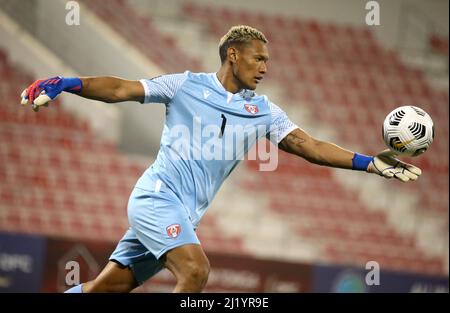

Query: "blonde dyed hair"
(219, 25), (268, 63)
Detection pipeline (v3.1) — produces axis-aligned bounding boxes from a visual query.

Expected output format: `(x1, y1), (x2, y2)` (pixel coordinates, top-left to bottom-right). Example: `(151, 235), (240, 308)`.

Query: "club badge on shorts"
(166, 224), (181, 238)
(244, 104), (259, 114)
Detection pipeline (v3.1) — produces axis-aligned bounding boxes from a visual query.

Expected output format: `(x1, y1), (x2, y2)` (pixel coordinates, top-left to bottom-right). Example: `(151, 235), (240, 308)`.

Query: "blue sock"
(65, 283), (83, 293)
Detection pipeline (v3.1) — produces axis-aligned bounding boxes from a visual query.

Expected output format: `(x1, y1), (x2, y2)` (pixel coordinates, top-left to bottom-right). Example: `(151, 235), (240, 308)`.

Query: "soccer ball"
(382, 106), (434, 157)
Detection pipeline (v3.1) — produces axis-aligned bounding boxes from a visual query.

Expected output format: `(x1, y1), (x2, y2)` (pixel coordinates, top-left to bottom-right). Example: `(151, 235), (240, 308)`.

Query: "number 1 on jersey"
(219, 114), (227, 138)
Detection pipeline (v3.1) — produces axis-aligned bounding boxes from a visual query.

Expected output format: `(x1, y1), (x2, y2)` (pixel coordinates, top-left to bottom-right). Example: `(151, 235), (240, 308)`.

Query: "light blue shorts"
(109, 186), (200, 284)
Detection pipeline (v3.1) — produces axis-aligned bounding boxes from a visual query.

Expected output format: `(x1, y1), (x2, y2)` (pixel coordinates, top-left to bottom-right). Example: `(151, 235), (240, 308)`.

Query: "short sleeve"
(267, 101), (299, 144)
(139, 72), (188, 104)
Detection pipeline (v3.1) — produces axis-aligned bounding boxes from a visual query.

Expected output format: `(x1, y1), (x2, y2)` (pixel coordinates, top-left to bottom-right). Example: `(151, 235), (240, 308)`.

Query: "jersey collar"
(212, 73), (255, 102)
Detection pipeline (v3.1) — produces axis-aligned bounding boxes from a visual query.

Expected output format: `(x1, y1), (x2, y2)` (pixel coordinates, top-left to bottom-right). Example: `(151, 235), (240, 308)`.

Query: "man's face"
(231, 39), (269, 90)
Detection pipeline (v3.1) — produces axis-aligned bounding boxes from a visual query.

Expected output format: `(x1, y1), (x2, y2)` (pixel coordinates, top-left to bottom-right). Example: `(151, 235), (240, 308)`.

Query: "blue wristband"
(62, 77), (83, 94)
(352, 153), (374, 171)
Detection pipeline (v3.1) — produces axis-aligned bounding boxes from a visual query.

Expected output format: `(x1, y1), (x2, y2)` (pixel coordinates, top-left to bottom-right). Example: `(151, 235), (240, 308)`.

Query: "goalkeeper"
(21, 25), (421, 293)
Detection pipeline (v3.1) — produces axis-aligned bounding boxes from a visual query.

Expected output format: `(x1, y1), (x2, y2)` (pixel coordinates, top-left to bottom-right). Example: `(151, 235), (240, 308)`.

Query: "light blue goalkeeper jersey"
(135, 71), (298, 227)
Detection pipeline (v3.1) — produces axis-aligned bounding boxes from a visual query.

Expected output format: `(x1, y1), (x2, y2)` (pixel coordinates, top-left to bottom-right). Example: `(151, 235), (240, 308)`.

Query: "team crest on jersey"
(166, 224), (181, 238)
(244, 104), (259, 114)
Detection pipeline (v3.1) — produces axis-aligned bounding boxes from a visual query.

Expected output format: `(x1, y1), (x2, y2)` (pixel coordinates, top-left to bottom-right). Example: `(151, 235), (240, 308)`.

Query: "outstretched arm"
(279, 128), (422, 182)
(21, 76), (145, 111)
(79, 77), (144, 103)
(279, 128), (354, 169)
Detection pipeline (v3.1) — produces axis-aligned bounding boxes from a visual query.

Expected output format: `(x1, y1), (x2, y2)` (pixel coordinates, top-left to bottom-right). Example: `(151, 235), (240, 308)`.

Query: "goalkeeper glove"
(353, 150), (422, 182)
(21, 76), (82, 111)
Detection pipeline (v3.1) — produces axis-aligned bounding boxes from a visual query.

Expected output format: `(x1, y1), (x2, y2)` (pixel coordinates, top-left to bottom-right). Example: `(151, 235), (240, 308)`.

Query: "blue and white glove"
(21, 76), (82, 111)
(353, 150), (422, 182)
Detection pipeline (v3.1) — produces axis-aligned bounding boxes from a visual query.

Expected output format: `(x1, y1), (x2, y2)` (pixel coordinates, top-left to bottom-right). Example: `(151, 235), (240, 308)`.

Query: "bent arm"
(79, 77), (145, 103)
(279, 128), (355, 169)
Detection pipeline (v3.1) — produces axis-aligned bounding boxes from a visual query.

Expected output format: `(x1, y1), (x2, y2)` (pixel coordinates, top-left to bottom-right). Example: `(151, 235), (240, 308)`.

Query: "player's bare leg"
(163, 244), (210, 293)
(82, 261), (138, 293)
